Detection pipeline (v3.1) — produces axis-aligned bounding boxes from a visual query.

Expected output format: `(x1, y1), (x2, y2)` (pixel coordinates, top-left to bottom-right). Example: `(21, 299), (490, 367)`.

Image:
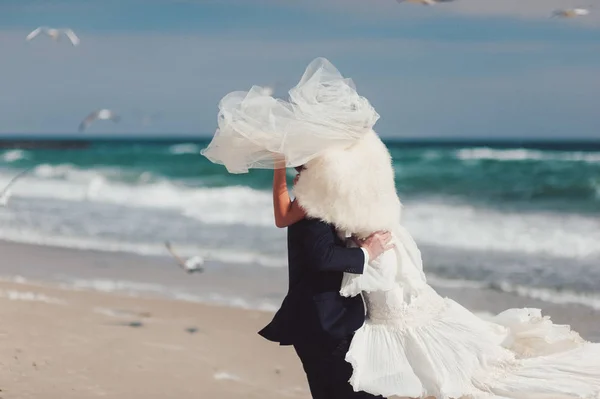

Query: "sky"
(1, 0), (599, 139)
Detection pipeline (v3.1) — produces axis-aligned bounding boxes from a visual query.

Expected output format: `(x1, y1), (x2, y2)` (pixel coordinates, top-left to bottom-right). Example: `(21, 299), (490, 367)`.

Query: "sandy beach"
(0, 278), (307, 399)
(1, 239), (599, 399)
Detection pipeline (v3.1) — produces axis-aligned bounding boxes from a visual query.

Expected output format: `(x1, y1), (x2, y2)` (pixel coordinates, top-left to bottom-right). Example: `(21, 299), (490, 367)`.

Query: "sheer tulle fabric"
(201, 58), (380, 173)
(341, 231), (600, 399)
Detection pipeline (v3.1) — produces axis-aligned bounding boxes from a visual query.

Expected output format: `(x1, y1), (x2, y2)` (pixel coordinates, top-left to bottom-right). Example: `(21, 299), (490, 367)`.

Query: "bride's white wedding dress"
(202, 57), (600, 399)
(340, 226), (600, 398)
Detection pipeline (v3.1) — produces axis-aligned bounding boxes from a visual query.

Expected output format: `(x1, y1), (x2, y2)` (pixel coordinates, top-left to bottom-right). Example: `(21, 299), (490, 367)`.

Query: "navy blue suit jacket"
(259, 218), (366, 346)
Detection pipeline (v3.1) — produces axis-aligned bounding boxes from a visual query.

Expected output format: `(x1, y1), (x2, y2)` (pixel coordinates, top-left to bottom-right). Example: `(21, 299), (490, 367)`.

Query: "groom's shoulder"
(298, 217), (333, 231)
(303, 217), (328, 225)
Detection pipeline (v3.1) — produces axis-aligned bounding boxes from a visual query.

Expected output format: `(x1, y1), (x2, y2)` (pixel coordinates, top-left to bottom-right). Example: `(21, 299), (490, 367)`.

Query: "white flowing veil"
(201, 57), (380, 173)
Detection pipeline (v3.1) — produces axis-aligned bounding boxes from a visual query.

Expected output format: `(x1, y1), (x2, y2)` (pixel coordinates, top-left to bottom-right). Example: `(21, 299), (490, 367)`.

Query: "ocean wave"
(66, 278), (169, 296)
(55, 274), (600, 313)
(426, 274), (486, 289)
(181, 187), (273, 226)
(1, 149), (29, 163)
(3, 162), (600, 259)
(591, 178), (600, 199)
(428, 274), (600, 311)
(488, 281), (600, 311)
(168, 143), (201, 154)
(0, 226), (285, 268)
(0, 166), (274, 226)
(402, 198), (600, 259)
(2, 157), (600, 260)
(5, 275), (279, 314)
(456, 148), (600, 163)
(62, 278), (278, 311)
(0, 289), (65, 304)
(33, 163), (114, 182)
(32, 163), (151, 183)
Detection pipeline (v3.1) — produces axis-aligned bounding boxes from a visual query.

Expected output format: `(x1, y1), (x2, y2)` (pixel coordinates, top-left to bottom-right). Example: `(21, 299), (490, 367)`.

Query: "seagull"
(259, 85), (275, 96)
(0, 167), (34, 207)
(78, 109), (120, 132)
(552, 7), (591, 18)
(396, 0), (455, 5)
(164, 241), (204, 273)
(26, 27), (80, 46)
(253, 80), (285, 97)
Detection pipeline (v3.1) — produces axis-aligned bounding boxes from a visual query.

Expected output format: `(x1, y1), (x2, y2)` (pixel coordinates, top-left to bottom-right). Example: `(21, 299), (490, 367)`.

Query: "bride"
(201, 57), (600, 398)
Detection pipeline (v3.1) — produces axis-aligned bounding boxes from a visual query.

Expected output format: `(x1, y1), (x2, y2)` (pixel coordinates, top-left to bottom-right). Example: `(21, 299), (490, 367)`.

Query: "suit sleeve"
(303, 220), (365, 274)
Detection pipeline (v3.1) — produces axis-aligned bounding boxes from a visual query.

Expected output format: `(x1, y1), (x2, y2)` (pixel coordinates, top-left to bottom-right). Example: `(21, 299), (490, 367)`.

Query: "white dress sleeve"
(340, 228), (428, 298)
(394, 225), (424, 274)
(340, 245), (397, 297)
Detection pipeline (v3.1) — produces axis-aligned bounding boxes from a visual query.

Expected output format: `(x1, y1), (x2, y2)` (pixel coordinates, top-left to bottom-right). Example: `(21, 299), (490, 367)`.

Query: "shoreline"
(1, 238), (599, 340)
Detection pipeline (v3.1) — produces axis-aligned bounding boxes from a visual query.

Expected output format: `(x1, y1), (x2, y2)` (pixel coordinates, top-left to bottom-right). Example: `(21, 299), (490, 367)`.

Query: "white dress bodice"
(363, 287), (406, 322)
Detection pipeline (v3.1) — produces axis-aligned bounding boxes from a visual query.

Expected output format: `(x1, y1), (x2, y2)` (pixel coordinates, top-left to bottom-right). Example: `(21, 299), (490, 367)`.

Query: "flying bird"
(0, 167), (34, 207)
(164, 241), (204, 273)
(552, 7), (591, 18)
(396, 0), (455, 5)
(258, 85), (275, 96)
(78, 109), (120, 132)
(254, 81), (285, 97)
(26, 27), (80, 46)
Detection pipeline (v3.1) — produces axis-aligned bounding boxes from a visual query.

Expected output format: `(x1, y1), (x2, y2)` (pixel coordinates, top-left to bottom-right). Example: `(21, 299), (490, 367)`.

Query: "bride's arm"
(273, 168), (306, 228)
(340, 236), (398, 297)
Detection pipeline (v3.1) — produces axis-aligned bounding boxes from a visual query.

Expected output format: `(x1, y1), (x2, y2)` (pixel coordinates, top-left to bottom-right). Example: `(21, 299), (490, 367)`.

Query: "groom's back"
(286, 218), (315, 290)
(259, 218), (365, 346)
(287, 219), (347, 292)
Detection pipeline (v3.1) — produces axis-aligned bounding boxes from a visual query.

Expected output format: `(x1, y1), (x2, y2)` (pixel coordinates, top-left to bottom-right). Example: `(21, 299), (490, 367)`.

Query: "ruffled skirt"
(345, 288), (600, 399)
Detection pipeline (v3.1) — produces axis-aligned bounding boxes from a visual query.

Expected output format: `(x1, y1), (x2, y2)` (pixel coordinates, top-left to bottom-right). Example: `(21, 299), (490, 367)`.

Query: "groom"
(259, 217), (391, 399)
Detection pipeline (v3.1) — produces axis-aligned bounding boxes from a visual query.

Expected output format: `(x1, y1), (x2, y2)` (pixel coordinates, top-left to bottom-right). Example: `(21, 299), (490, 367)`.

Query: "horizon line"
(0, 134), (600, 144)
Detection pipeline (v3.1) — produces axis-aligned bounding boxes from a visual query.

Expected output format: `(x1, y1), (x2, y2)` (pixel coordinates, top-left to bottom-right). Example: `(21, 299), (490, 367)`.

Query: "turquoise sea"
(1, 138), (600, 310)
